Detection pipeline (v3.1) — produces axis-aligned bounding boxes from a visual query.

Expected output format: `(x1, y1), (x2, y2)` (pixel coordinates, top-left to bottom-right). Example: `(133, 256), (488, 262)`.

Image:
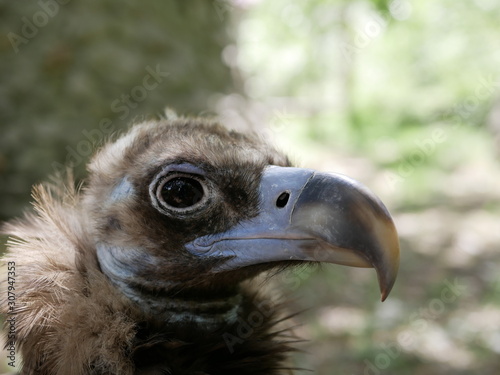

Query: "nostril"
(276, 192), (290, 208)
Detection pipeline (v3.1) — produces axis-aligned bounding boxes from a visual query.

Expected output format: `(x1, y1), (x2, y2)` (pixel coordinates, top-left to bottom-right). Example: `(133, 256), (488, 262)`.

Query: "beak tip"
(380, 284), (393, 302)
(373, 217), (400, 302)
(377, 253), (399, 302)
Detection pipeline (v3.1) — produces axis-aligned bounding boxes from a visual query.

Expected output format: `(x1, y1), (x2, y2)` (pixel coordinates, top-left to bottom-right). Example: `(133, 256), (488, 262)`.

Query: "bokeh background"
(1, 1), (500, 374)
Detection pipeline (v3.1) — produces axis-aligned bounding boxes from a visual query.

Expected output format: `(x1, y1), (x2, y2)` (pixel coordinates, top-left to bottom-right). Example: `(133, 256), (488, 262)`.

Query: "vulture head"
(2, 118), (399, 374)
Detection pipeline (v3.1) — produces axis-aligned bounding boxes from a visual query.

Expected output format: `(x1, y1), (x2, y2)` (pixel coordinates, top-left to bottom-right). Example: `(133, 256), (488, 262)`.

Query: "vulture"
(1, 118), (400, 375)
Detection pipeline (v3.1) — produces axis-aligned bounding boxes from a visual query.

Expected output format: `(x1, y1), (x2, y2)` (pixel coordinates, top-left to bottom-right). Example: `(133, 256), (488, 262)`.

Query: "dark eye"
(161, 177), (204, 208)
(150, 164), (211, 216)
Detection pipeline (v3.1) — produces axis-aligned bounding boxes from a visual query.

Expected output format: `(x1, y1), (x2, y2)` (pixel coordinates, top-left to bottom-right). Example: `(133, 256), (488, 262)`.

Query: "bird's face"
(85, 119), (399, 324)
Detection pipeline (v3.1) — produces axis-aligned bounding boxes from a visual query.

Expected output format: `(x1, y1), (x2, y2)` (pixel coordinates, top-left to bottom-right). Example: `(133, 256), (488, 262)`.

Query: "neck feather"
(97, 242), (242, 328)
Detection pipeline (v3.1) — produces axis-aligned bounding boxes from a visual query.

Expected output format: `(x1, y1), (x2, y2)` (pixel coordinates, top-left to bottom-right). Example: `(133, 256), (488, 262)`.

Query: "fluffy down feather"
(1, 119), (299, 375)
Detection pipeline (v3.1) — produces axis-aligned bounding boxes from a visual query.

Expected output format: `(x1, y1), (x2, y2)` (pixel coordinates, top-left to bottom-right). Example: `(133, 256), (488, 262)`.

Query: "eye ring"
(151, 171), (210, 215)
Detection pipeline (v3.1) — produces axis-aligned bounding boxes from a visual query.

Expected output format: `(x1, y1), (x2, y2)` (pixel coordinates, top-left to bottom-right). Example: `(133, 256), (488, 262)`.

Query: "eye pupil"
(162, 177), (204, 208)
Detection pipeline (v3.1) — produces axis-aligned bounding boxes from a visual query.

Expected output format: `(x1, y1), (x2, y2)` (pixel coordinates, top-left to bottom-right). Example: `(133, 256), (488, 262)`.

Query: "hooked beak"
(186, 166), (400, 301)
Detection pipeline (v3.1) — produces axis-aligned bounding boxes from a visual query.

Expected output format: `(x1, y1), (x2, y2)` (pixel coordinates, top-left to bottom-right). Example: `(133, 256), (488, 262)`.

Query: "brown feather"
(1, 118), (301, 374)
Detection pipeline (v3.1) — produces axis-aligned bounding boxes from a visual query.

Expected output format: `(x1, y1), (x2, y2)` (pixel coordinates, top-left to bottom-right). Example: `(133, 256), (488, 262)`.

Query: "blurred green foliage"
(0, 0), (236, 221)
(236, 1), (500, 374)
(238, 0), (499, 210)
